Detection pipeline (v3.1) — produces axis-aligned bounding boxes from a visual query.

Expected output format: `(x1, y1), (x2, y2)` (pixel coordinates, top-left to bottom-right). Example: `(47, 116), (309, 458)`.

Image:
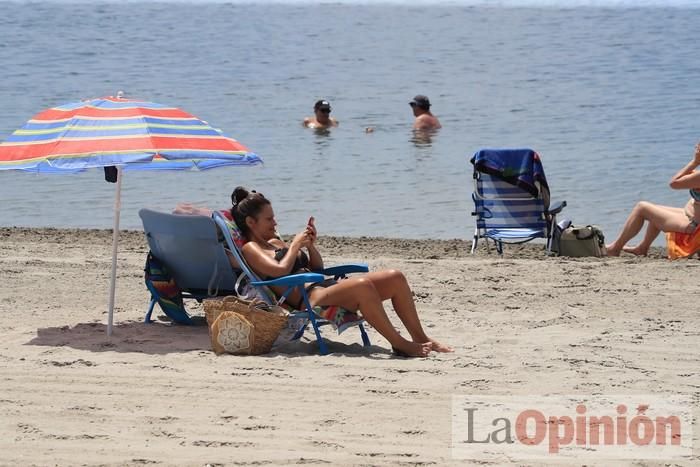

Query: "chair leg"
(301, 290), (329, 356)
(312, 319), (329, 355)
(546, 217), (555, 254)
(470, 229), (478, 254)
(291, 319), (308, 341)
(144, 297), (156, 323)
(359, 323), (371, 347)
(496, 240), (503, 255)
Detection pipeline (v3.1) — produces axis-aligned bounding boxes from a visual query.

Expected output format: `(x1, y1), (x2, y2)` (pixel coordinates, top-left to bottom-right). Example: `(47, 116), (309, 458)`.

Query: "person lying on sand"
(607, 142), (700, 256)
(228, 186), (453, 357)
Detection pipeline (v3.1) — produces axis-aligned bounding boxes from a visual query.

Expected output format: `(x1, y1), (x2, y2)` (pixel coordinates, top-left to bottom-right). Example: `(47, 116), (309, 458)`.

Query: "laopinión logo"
(452, 395), (693, 460)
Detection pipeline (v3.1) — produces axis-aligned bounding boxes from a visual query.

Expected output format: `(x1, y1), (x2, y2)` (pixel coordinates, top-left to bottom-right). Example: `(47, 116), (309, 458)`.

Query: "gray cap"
(409, 95), (431, 109)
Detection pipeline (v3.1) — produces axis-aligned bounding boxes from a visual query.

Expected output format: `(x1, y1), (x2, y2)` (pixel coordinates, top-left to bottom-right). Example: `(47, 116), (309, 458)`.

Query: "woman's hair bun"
(231, 186), (249, 206)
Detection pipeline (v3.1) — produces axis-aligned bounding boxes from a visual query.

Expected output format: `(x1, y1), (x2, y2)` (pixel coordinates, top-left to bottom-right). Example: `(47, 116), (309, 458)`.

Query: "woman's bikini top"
(690, 188), (700, 202)
(273, 247), (310, 275)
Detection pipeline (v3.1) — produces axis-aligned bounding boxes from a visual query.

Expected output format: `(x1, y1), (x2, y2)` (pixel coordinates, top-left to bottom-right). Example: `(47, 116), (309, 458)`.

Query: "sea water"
(1, 0), (699, 245)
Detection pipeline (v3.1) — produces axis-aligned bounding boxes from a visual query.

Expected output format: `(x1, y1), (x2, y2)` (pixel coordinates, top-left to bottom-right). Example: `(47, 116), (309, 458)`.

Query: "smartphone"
(307, 216), (315, 227)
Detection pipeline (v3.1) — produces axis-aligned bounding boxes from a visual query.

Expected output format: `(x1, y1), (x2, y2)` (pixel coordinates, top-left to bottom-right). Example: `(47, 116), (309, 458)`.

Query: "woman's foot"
(429, 339), (454, 353)
(392, 341), (432, 358)
(605, 243), (621, 256)
(622, 244), (649, 256)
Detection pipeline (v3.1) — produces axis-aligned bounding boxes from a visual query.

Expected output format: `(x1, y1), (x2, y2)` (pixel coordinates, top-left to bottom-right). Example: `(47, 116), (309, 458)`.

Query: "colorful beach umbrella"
(0, 95), (262, 335)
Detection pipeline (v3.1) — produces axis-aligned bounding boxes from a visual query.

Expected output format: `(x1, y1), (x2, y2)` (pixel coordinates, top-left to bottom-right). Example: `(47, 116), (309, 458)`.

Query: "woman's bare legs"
(361, 270), (453, 353)
(622, 221), (660, 256)
(309, 276), (431, 357)
(606, 202), (690, 256)
(309, 270), (452, 356)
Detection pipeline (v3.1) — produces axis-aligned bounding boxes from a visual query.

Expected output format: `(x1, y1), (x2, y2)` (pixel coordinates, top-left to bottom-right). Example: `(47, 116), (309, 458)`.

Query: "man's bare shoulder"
(414, 114), (441, 130)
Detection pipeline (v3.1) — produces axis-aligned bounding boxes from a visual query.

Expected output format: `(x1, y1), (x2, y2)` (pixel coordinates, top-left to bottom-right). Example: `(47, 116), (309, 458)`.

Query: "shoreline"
(0, 226), (669, 260)
(0, 226), (695, 465)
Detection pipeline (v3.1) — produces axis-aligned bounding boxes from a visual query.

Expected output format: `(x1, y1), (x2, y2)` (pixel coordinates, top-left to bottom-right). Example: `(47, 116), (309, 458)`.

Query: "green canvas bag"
(557, 225), (606, 257)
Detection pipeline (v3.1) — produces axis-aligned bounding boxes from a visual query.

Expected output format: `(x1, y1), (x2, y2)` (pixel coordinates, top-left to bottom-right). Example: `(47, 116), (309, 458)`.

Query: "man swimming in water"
(303, 99), (339, 129)
(409, 95), (441, 131)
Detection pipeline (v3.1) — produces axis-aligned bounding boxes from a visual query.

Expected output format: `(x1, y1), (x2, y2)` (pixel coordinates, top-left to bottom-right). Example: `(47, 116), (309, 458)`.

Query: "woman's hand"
(306, 216), (317, 244)
(291, 230), (312, 249)
(670, 143), (700, 189)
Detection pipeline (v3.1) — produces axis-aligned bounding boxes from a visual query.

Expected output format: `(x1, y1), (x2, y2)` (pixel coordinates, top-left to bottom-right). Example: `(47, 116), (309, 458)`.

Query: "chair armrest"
(314, 263), (369, 276)
(252, 272), (325, 288)
(547, 200), (567, 215)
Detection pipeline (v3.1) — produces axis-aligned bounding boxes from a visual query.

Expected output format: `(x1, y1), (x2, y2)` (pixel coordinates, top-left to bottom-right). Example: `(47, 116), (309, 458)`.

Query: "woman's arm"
(307, 243), (324, 270)
(242, 232), (309, 278)
(669, 143), (700, 189)
(305, 217), (324, 270)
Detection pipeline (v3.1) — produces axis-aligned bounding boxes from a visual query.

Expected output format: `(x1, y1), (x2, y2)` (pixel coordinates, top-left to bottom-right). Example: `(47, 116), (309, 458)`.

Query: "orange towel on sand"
(666, 227), (700, 259)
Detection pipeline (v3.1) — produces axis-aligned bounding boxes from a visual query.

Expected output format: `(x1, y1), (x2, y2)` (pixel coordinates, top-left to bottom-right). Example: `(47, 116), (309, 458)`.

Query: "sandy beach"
(0, 226), (698, 466)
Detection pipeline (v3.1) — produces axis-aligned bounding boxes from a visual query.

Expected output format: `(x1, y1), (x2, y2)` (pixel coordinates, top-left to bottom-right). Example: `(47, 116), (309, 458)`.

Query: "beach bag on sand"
(204, 296), (288, 355)
(554, 224), (606, 257)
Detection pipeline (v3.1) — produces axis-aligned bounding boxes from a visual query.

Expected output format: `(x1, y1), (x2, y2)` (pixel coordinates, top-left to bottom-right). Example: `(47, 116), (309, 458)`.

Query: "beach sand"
(0, 227), (698, 466)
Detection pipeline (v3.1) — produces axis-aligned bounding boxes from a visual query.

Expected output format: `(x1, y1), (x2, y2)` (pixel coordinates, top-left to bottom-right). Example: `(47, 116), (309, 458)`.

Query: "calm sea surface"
(1, 1), (700, 245)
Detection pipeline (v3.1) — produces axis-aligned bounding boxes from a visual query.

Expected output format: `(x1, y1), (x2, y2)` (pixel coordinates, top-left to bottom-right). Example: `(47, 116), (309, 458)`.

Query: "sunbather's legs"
(309, 277), (432, 357)
(361, 270), (453, 353)
(607, 202), (689, 256)
(622, 222), (660, 256)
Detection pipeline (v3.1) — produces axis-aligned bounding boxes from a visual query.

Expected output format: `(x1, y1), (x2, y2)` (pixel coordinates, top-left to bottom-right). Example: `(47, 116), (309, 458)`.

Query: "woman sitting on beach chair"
(228, 186), (453, 357)
(607, 142), (700, 256)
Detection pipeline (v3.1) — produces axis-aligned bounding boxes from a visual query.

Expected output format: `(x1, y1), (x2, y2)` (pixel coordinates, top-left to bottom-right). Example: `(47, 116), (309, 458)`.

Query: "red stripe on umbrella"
(34, 107), (195, 121)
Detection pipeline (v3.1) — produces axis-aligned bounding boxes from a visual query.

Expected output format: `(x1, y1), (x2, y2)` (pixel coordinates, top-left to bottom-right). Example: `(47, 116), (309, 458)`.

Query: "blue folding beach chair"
(469, 148), (566, 255)
(139, 209), (239, 324)
(211, 211), (371, 355)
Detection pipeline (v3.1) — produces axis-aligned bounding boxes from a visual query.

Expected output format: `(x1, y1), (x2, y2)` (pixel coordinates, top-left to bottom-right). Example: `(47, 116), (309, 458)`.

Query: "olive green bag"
(556, 225), (606, 257)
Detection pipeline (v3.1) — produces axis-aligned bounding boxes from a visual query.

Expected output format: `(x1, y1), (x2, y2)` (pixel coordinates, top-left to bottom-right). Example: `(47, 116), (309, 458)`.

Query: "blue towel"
(470, 148), (548, 197)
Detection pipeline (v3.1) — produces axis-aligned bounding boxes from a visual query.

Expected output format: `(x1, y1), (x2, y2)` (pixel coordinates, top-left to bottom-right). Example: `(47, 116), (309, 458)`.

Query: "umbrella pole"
(107, 167), (123, 336)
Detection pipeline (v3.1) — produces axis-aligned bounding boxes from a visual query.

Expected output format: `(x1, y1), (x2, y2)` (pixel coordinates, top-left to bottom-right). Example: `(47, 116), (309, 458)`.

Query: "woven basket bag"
(204, 296), (288, 355)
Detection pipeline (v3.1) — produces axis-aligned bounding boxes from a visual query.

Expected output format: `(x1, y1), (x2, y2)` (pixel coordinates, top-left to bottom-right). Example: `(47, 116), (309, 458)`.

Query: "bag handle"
(574, 227), (594, 241)
(222, 295), (276, 312)
(573, 225), (605, 245)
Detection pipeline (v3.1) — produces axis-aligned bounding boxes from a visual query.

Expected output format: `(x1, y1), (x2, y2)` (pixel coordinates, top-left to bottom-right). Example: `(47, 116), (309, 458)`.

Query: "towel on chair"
(666, 227), (700, 259)
(471, 148), (548, 197)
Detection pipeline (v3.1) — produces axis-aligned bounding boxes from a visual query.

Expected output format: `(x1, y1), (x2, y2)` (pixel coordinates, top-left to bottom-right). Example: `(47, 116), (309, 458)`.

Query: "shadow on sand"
(27, 318), (393, 358)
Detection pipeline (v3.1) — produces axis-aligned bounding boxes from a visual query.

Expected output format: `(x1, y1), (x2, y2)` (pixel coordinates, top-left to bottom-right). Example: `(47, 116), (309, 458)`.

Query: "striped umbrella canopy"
(0, 95), (261, 172)
(0, 95), (263, 335)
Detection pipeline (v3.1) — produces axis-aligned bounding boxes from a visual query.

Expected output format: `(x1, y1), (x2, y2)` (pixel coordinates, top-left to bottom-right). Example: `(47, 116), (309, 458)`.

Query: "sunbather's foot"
(605, 243), (621, 256)
(392, 341), (432, 358)
(429, 339), (454, 353)
(622, 244), (649, 256)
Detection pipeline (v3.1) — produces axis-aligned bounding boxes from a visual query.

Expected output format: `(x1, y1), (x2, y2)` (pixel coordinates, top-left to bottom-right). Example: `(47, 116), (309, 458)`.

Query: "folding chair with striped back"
(469, 148), (566, 255)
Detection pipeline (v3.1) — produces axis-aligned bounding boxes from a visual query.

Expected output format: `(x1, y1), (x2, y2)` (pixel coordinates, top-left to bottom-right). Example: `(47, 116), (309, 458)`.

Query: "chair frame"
(140, 209), (239, 324)
(470, 170), (566, 255)
(212, 212), (371, 355)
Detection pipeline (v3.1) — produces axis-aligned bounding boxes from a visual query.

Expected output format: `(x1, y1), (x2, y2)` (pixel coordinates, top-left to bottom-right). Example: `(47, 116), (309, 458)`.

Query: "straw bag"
(204, 296), (288, 355)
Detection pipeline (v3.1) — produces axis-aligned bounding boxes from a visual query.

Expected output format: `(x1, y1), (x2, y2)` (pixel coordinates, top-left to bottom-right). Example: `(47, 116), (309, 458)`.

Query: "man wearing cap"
(409, 95), (441, 130)
(303, 100), (339, 129)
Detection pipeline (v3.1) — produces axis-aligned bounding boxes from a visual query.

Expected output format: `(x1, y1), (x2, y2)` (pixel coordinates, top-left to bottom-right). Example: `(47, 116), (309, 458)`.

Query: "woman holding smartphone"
(228, 186), (452, 357)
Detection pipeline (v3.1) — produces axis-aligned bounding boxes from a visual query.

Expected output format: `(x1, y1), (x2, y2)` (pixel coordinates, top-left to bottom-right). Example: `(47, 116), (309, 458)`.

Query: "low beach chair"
(211, 211), (371, 355)
(139, 209), (239, 324)
(469, 148), (566, 255)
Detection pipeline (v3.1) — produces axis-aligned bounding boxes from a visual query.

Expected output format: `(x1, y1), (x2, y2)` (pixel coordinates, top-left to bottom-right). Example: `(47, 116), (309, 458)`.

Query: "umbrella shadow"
(27, 320), (395, 358)
(27, 320), (212, 355)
